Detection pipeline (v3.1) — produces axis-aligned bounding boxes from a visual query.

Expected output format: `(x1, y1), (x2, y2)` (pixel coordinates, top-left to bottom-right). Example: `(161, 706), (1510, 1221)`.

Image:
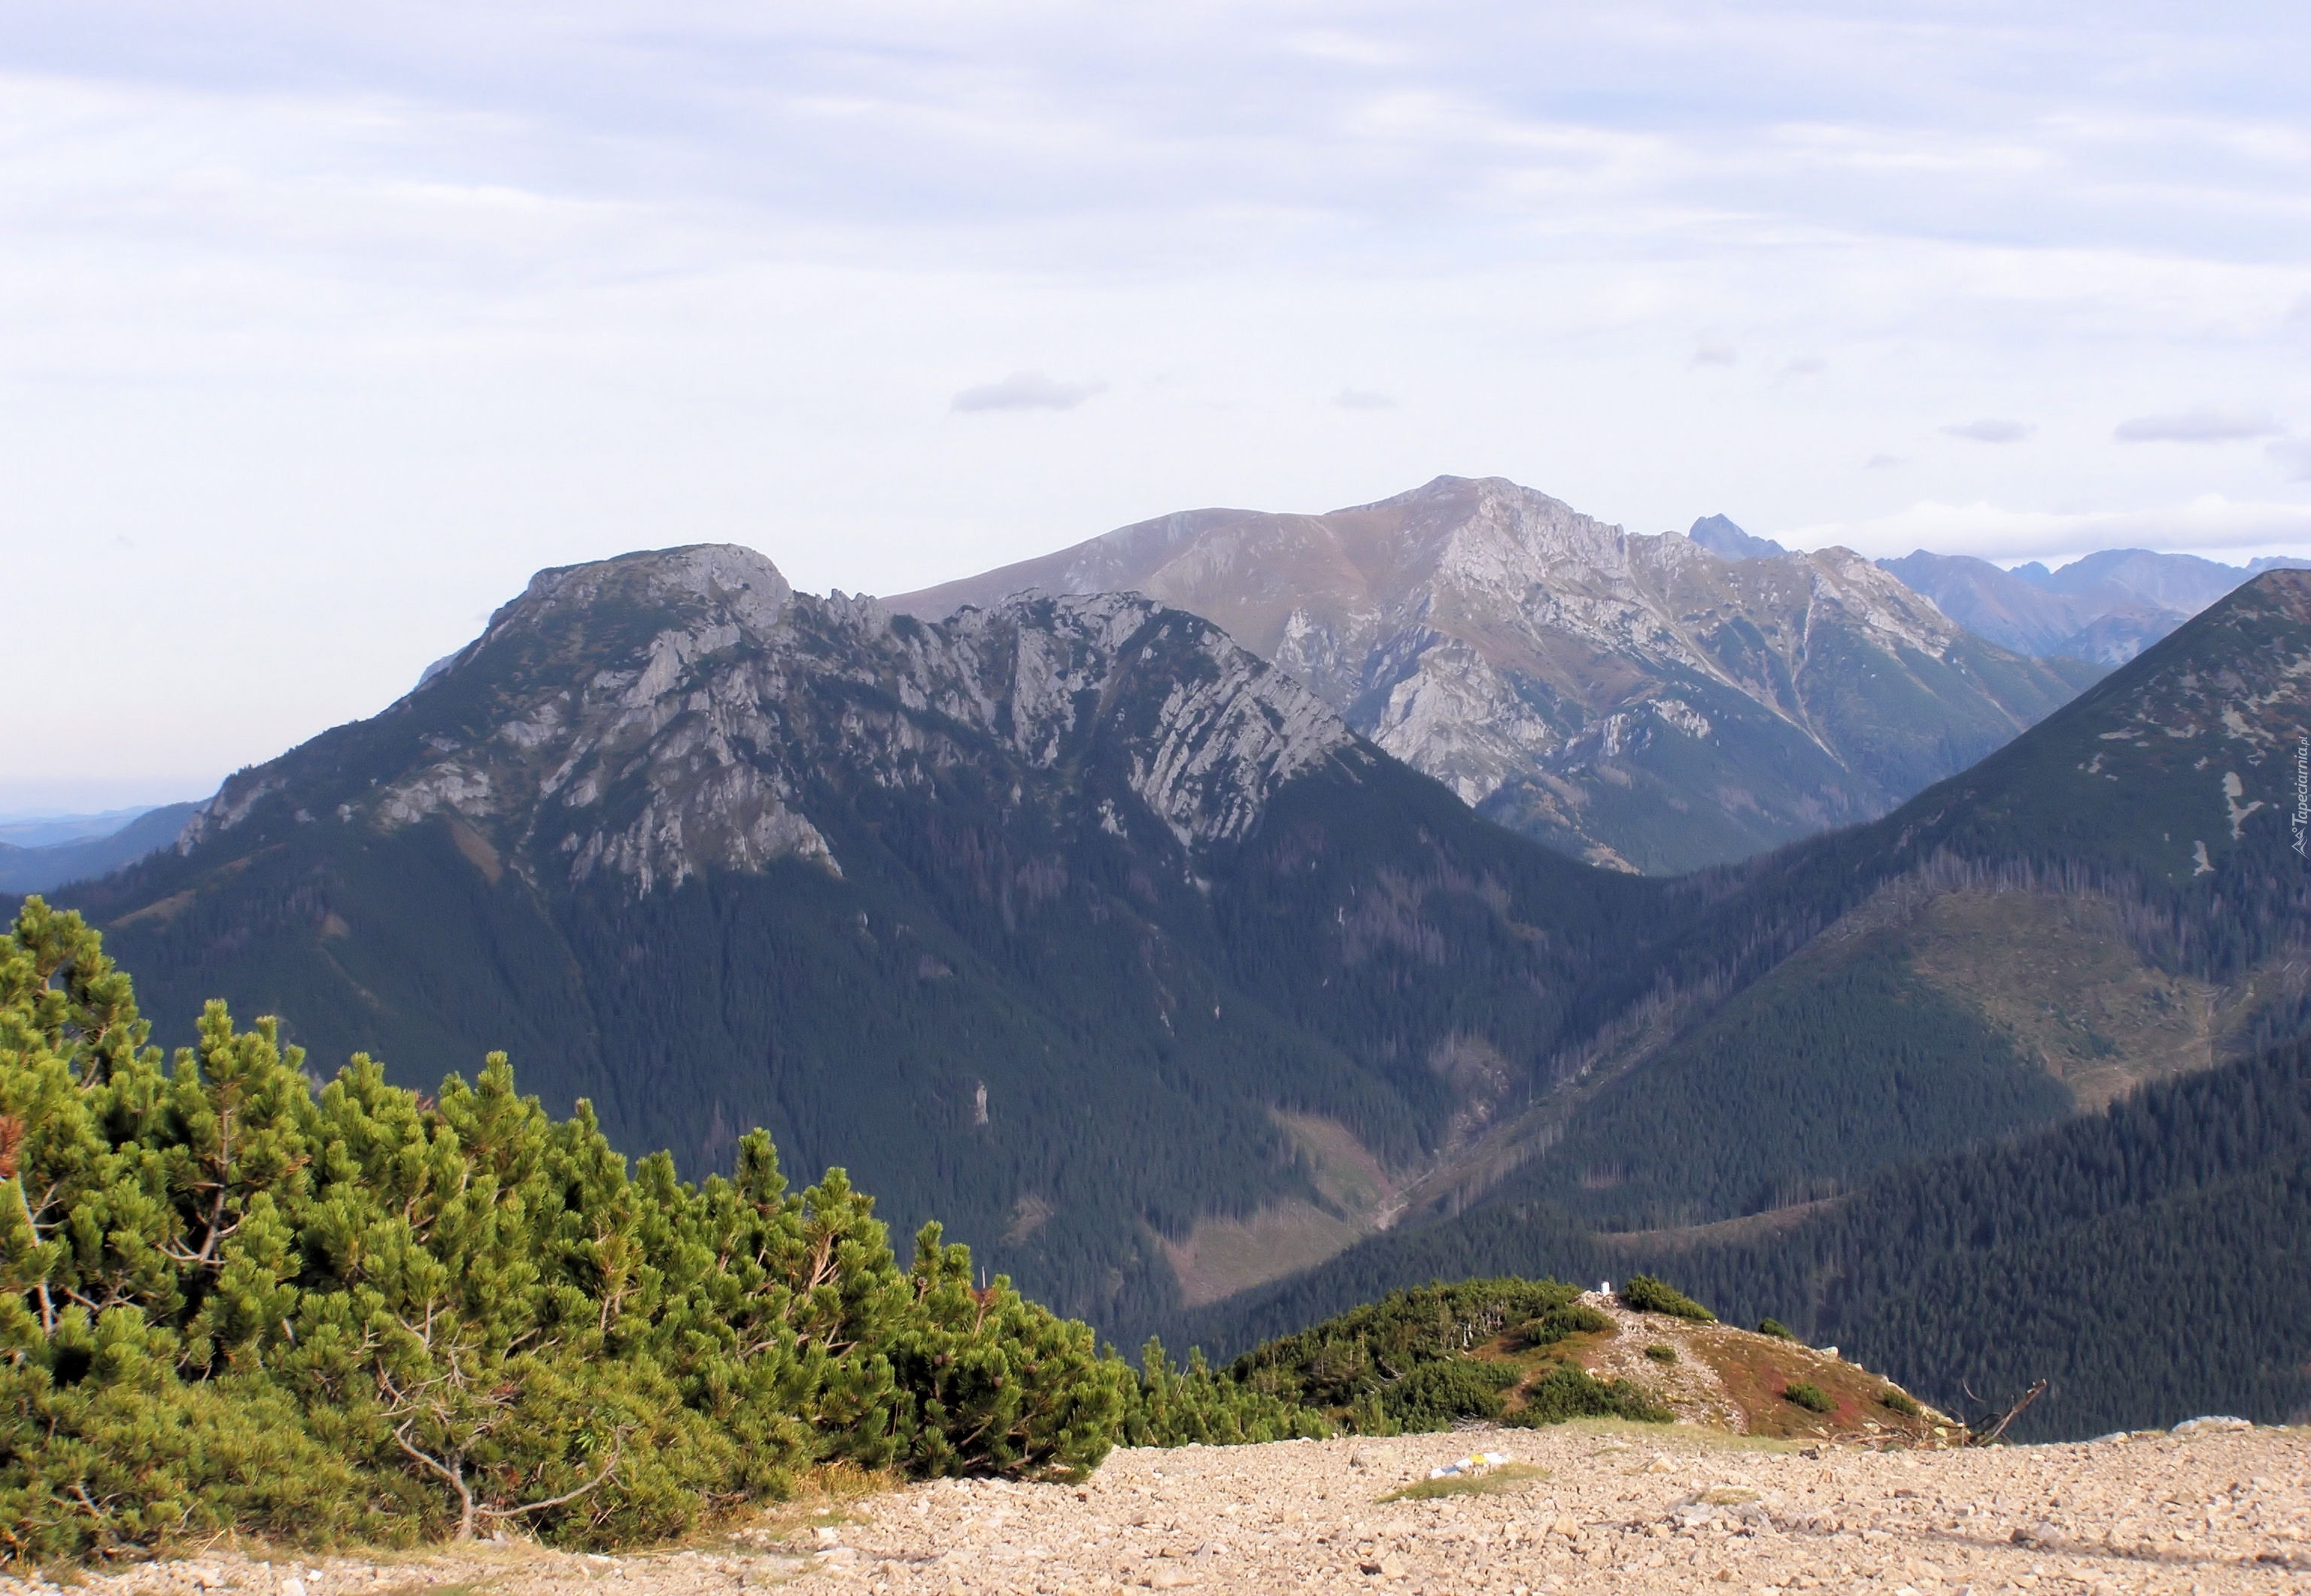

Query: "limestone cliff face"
(180, 545), (1362, 894)
(891, 477), (2099, 873)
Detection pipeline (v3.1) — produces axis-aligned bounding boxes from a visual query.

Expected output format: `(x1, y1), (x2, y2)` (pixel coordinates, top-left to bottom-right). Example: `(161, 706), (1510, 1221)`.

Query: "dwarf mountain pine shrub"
(0, 901), (1131, 1561)
(1620, 1275), (1716, 1321)
(1784, 1381), (1835, 1413)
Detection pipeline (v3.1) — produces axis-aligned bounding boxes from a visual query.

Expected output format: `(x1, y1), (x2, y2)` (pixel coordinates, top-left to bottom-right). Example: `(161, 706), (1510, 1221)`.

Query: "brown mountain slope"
(893, 475), (2099, 872)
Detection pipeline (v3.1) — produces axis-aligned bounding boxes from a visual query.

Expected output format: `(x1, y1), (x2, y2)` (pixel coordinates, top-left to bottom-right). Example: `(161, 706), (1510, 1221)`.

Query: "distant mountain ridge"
(0, 802), (199, 894)
(1881, 545), (2309, 666)
(891, 476), (2097, 873)
(1685, 513), (1787, 560)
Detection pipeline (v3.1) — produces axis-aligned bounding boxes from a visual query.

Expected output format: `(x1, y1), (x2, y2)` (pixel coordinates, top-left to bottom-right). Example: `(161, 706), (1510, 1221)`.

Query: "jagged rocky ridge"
(179, 545), (1363, 896)
(891, 476), (2099, 872)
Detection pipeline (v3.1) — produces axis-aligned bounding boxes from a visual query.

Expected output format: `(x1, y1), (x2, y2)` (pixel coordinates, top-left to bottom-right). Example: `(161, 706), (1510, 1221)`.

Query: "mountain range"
(22, 462), (2311, 1437)
(0, 801), (202, 894)
(65, 545), (1678, 1327)
(1879, 545), (2309, 666)
(1167, 567), (2311, 1434)
(893, 476), (2100, 873)
(47, 524), (2309, 1363)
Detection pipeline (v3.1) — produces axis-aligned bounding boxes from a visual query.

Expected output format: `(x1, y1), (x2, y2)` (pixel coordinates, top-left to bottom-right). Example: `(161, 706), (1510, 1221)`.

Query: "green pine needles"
(0, 900), (1134, 1559)
(1618, 1275), (1716, 1321)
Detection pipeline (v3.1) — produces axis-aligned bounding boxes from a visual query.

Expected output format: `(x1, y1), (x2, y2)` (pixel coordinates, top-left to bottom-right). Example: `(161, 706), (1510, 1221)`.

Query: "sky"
(4, 0), (2309, 810)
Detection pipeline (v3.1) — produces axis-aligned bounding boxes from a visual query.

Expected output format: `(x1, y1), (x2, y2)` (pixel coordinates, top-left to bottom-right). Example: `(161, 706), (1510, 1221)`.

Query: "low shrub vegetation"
(1644, 1344), (1678, 1364)
(1619, 1276), (1717, 1321)
(1878, 1387), (1922, 1417)
(1514, 1302), (1614, 1350)
(1784, 1381), (1835, 1413)
(1757, 1318), (1796, 1340)
(1228, 1278), (1584, 1434)
(0, 901), (1146, 1560)
(1506, 1364), (1674, 1426)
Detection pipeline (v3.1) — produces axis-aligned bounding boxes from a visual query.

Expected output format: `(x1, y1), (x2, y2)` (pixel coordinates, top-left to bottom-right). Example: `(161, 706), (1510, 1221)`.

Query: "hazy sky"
(5, 1), (2309, 809)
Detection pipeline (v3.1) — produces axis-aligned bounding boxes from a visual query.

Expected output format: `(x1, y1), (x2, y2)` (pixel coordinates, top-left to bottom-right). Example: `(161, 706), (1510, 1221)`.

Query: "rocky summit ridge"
(892, 475), (2097, 872)
(177, 544), (1363, 898)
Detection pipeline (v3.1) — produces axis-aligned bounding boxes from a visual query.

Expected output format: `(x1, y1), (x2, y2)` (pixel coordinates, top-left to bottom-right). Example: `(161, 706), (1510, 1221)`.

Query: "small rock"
(284, 1581), (308, 1596)
(2170, 1415), (2252, 1436)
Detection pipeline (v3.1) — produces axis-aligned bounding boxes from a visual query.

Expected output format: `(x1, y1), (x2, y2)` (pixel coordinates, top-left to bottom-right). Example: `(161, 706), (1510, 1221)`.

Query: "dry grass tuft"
(1377, 1463), (1550, 1503)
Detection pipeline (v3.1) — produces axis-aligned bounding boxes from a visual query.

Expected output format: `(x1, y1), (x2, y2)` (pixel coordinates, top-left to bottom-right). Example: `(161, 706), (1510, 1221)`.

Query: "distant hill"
(0, 801), (199, 894)
(892, 476), (2098, 874)
(1882, 546), (2309, 665)
(1201, 1276), (1951, 1443)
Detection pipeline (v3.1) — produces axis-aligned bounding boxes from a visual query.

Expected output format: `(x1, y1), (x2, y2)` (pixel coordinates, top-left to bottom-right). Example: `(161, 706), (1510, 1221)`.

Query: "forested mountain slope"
(59, 546), (1669, 1328)
(1174, 1031), (2311, 1441)
(1156, 575), (2311, 1437)
(1459, 566), (2311, 1233)
(892, 476), (2098, 872)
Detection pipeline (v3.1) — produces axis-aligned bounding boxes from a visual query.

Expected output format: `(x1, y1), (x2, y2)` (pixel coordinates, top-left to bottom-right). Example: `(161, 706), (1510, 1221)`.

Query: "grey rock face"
(180, 548), (1359, 895)
(1687, 514), (1787, 560)
(891, 476), (2091, 872)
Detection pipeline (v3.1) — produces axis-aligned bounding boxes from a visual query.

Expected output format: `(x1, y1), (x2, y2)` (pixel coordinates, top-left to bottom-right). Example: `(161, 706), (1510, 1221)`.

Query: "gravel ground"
(17, 1421), (2307, 1596)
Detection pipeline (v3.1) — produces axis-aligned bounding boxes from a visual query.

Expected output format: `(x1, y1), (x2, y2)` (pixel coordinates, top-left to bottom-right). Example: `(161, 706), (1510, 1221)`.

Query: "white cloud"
(951, 372), (1106, 413)
(2114, 408), (2282, 443)
(2270, 438), (2311, 481)
(1333, 387), (1395, 410)
(5, 3), (2311, 787)
(1942, 419), (2034, 445)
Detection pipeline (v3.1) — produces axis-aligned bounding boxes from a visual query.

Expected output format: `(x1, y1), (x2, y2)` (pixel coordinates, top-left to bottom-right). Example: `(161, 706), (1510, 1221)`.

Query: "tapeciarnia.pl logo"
(2294, 736), (2309, 858)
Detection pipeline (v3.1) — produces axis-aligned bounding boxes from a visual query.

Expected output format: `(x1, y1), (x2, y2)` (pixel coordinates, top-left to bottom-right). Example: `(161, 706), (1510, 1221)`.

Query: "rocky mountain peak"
(891, 477), (2095, 872)
(1687, 513), (1789, 561)
(491, 542), (793, 651)
(175, 557), (1364, 897)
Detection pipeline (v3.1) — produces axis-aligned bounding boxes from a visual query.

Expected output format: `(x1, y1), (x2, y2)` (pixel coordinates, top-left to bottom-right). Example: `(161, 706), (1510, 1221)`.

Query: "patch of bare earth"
(1161, 1116), (1403, 1306)
(56, 1424), (2310, 1596)
(1897, 891), (2259, 1109)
